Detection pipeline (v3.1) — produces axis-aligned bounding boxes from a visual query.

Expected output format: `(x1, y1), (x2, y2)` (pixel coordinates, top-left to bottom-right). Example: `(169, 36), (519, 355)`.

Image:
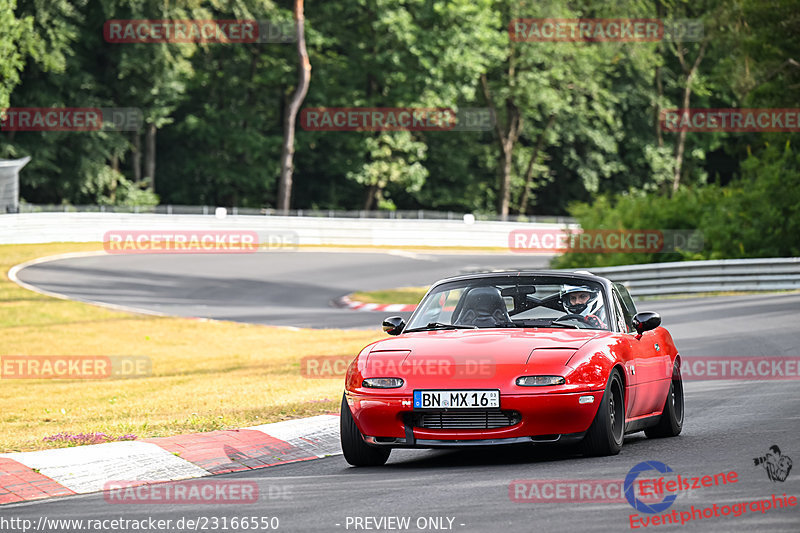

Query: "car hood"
(362, 329), (610, 387)
(369, 328), (605, 365)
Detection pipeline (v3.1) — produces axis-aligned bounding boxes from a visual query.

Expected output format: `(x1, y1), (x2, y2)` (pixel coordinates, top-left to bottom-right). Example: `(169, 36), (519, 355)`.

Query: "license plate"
(413, 390), (500, 409)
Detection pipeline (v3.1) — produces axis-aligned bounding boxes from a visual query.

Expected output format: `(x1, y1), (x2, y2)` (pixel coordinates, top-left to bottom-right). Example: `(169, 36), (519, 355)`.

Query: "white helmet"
(560, 285), (603, 317)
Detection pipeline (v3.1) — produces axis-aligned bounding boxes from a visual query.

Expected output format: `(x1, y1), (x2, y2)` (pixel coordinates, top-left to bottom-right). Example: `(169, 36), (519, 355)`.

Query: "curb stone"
(0, 415), (340, 505)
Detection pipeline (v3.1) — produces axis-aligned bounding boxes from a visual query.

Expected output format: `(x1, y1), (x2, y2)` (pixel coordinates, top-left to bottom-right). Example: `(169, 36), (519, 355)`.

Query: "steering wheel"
(556, 313), (586, 322)
(554, 314), (594, 328)
(555, 313), (606, 329)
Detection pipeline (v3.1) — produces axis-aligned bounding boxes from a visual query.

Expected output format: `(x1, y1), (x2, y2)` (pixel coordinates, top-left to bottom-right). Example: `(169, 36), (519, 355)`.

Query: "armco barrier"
(0, 212), (570, 249)
(460, 258), (800, 297)
(3, 213), (796, 297)
(589, 258), (800, 297)
(15, 204), (575, 224)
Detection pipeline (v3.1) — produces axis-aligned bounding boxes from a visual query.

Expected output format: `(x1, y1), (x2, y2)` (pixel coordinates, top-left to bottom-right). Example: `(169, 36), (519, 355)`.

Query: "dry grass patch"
(0, 243), (383, 452)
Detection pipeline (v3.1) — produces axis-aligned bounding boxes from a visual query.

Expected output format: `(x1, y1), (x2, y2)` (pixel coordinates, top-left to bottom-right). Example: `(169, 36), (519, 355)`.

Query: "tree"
(302, 0), (501, 211)
(482, 0), (644, 216)
(277, 0), (311, 211)
(667, 16), (711, 191)
(0, 0), (36, 111)
(2, 0), (797, 220)
(348, 131), (428, 210)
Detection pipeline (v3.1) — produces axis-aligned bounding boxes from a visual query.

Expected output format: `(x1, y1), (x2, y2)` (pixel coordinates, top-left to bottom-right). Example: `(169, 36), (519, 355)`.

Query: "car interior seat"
(453, 286), (511, 327)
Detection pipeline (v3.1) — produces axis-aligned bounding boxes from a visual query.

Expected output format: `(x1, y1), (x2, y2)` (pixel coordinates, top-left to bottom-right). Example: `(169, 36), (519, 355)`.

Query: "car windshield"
(405, 275), (610, 331)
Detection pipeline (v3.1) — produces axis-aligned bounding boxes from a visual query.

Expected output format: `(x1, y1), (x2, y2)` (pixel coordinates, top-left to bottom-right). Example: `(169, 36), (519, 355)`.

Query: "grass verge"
(0, 243), (383, 452)
(349, 287), (428, 305)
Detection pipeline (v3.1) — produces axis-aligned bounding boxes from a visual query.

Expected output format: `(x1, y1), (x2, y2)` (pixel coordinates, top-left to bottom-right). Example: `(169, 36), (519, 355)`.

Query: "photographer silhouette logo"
(753, 445), (793, 482)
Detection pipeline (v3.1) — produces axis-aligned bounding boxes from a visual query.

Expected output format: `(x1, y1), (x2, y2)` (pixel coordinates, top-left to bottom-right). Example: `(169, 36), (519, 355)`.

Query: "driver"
(560, 285), (606, 329)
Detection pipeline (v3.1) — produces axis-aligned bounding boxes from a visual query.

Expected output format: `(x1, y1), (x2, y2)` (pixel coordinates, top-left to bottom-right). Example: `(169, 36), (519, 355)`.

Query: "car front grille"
(414, 410), (521, 430)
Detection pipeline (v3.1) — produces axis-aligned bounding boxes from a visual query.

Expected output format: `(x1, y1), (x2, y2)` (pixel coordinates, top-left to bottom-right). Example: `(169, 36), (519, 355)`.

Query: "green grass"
(350, 286), (429, 305)
(0, 243), (384, 452)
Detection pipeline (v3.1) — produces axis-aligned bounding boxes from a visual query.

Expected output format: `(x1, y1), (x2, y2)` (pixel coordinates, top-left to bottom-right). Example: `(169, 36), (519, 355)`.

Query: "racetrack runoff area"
(0, 243), (383, 453)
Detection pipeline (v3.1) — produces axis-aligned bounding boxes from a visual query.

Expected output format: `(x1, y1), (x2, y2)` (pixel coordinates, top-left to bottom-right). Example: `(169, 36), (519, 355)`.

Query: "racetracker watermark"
(300, 107), (495, 132)
(103, 230), (298, 253)
(0, 108), (142, 131)
(302, 356), (352, 378)
(0, 516), (280, 531)
(0, 356), (151, 379)
(510, 18), (703, 42)
(305, 355), (496, 379)
(509, 475), (710, 504)
(508, 229), (703, 254)
(681, 357), (800, 381)
(511, 479), (649, 504)
(104, 20), (295, 43)
(103, 480), (268, 504)
(660, 108), (800, 132)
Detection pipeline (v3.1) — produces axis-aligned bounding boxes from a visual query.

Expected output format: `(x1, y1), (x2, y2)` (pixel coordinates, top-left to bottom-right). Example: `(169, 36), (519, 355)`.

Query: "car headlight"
(362, 377), (404, 388)
(516, 375), (565, 386)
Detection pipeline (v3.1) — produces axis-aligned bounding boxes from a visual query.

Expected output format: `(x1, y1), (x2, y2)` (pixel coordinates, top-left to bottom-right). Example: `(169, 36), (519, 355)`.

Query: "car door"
(614, 284), (669, 417)
(608, 290), (639, 419)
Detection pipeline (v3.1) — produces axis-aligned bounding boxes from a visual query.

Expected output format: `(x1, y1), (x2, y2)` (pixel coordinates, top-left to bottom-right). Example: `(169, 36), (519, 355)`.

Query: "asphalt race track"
(7, 250), (800, 532)
(14, 251), (553, 329)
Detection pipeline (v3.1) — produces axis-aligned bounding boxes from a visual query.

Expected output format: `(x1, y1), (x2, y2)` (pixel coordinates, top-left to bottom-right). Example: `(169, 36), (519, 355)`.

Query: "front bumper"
(346, 390), (604, 444)
(363, 432), (586, 448)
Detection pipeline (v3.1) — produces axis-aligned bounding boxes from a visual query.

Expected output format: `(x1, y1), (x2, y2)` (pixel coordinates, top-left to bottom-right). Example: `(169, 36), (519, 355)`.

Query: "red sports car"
(341, 271), (684, 466)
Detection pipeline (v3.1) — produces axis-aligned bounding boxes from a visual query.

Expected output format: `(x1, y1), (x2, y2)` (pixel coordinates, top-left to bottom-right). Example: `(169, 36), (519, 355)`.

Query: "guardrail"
(589, 258), (800, 297)
(4, 212), (796, 297)
(13, 204), (575, 224)
(460, 258), (800, 297)
(0, 212), (571, 248)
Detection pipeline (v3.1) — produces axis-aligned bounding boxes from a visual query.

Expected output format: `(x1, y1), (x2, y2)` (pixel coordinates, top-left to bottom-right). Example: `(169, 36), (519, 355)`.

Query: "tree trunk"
(672, 83), (692, 192)
(518, 113), (556, 214)
(277, 0), (311, 211)
(145, 123), (156, 191)
(671, 40), (708, 192)
(110, 154), (118, 203)
(481, 74), (521, 219)
(132, 131), (142, 183)
(654, 0), (664, 148)
(363, 184), (379, 211)
(655, 62), (664, 148)
(499, 140), (514, 216)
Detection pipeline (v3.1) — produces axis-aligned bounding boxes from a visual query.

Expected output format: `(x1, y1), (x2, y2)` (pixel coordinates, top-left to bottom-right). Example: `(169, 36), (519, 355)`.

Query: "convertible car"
(341, 271), (684, 466)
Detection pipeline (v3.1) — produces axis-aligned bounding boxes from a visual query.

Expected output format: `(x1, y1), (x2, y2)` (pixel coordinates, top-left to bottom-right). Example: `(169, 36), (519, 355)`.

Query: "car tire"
(582, 370), (624, 456)
(645, 360), (684, 439)
(340, 394), (391, 466)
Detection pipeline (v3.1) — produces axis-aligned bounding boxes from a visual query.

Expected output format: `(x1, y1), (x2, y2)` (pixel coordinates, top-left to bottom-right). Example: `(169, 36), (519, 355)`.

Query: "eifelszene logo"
(625, 461), (678, 513)
(625, 460), (740, 516)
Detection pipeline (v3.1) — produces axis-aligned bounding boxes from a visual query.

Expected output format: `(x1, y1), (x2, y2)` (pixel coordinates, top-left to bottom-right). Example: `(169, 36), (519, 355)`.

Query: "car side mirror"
(382, 316), (405, 336)
(633, 311), (661, 335)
